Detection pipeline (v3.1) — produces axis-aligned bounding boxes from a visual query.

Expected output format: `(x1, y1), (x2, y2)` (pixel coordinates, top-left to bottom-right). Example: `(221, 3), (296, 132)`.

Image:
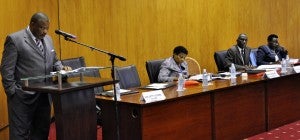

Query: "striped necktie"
(36, 39), (44, 53)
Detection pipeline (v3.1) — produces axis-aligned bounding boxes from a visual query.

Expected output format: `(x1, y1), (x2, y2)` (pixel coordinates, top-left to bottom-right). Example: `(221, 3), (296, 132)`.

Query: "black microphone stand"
(64, 36), (124, 140)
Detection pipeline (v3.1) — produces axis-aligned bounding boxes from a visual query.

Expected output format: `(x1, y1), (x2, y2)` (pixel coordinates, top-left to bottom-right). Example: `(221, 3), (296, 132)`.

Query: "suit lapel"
(235, 46), (244, 64)
(24, 30), (45, 57)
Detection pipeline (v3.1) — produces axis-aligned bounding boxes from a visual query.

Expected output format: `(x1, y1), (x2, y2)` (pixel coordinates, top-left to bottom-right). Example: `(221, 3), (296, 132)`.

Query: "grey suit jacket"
(1, 29), (63, 97)
(158, 57), (189, 82)
(224, 45), (251, 70)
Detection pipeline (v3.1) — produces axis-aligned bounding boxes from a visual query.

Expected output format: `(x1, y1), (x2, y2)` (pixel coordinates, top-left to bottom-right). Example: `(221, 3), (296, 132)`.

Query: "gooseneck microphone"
(55, 30), (77, 39)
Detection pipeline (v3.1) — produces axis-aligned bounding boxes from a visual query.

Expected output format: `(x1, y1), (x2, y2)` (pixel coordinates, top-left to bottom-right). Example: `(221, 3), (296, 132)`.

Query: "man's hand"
(62, 66), (72, 71)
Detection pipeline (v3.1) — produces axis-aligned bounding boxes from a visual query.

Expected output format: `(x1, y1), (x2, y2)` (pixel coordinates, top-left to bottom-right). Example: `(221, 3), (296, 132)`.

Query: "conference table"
(96, 71), (300, 140)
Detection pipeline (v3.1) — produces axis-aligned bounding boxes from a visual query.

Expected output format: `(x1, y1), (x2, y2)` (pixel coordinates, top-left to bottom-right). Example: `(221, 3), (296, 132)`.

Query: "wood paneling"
(0, 127), (8, 140)
(57, 0), (300, 85)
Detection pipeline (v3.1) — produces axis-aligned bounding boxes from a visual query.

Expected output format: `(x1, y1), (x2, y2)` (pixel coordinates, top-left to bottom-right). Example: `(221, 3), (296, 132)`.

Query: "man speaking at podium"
(1, 12), (70, 140)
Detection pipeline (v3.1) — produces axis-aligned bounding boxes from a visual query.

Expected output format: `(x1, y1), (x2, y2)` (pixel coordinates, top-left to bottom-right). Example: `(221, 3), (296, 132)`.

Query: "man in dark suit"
(256, 34), (288, 66)
(1, 12), (69, 140)
(224, 33), (253, 71)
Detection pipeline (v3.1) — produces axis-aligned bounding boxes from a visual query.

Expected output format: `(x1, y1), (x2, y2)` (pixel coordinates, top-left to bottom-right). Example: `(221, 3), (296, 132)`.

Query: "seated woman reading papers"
(158, 46), (189, 82)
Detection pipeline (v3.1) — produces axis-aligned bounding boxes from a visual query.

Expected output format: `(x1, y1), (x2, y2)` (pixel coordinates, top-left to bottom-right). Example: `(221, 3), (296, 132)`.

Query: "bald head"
(237, 33), (247, 40)
(29, 12), (50, 39)
(236, 33), (248, 48)
(30, 12), (49, 24)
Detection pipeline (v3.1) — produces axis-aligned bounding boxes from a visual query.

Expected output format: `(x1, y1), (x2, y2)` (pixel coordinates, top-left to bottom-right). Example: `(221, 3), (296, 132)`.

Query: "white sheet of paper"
(293, 66), (300, 73)
(145, 83), (169, 89)
(289, 59), (299, 64)
(256, 64), (281, 70)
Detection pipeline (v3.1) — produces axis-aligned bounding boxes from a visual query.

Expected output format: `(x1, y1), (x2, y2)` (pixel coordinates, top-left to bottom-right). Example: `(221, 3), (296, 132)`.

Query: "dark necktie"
(36, 39), (44, 54)
(242, 49), (246, 65)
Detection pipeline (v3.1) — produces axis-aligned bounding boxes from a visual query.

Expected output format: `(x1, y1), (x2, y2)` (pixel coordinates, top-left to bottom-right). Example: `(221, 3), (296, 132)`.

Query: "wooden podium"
(22, 76), (114, 140)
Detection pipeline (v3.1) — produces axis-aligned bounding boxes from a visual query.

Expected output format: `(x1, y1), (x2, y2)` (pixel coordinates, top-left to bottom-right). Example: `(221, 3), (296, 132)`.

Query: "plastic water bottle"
(286, 55), (290, 67)
(114, 83), (121, 101)
(202, 69), (208, 87)
(229, 64), (237, 85)
(177, 73), (185, 91)
(281, 58), (287, 74)
(230, 63), (236, 79)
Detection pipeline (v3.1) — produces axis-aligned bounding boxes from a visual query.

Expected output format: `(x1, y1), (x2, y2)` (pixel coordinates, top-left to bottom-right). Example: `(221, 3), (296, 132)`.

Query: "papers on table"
(188, 73), (239, 81)
(189, 74), (215, 81)
(256, 64), (281, 70)
(289, 59), (299, 64)
(99, 89), (138, 96)
(50, 66), (106, 75)
(293, 65), (300, 73)
(141, 83), (176, 90)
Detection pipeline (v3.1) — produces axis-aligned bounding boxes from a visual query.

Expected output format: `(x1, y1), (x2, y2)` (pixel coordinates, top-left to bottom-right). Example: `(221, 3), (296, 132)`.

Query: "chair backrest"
(185, 57), (201, 75)
(214, 50), (228, 72)
(250, 48), (258, 66)
(61, 56), (103, 93)
(145, 59), (165, 83)
(61, 56), (86, 69)
(115, 65), (141, 89)
(61, 56), (100, 78)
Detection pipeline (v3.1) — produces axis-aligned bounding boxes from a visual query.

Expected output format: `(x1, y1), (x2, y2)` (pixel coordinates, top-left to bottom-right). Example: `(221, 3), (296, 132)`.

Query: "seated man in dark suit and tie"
(256, 34), (288, 66)
(224, 33), (254, 71)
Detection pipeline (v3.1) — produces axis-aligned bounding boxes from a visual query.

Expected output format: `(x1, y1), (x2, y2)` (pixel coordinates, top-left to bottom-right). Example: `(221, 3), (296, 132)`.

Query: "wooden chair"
(185, 57), (201, 75)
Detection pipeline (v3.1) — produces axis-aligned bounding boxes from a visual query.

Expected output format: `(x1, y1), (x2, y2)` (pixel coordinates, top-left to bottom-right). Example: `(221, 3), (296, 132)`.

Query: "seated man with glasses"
(158, 46), (189, 82)
(256, 34), (288, 66)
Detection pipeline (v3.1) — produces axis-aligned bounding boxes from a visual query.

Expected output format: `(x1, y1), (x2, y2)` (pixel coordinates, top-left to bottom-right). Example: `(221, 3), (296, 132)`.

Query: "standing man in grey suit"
(224, 33), (254, 71)
(1, 12), (69, 140)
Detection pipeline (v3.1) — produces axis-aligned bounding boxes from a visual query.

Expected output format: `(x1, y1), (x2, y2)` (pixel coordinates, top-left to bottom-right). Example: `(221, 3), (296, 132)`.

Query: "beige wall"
(1, 0), (300, 139)
(58, 0), (300, 83)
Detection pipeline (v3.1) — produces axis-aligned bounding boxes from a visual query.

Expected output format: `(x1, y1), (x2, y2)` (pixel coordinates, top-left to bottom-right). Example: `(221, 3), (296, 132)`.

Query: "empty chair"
(214, 50), (228, 72)
(61, 56), (86, 69)
(145, 59), (165, 83)
(115, 65), (141, 89)
(61, 56), (100, 78)
(185, 57), (201, 75)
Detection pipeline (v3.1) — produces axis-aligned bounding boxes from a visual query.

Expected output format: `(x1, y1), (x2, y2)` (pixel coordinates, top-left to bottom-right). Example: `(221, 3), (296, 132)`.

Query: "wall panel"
(57, 0), (300, 85)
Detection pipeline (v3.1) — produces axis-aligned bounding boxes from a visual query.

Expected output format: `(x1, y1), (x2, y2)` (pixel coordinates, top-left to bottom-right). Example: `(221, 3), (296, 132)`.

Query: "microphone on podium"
(55, 30), (77, 39)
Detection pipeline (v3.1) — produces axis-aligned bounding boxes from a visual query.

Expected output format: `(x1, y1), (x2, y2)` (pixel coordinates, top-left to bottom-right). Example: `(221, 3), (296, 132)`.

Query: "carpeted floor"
(245, 120), (300, 140)
(48, 122), (102, 140)
(48, 120), (300, 140)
